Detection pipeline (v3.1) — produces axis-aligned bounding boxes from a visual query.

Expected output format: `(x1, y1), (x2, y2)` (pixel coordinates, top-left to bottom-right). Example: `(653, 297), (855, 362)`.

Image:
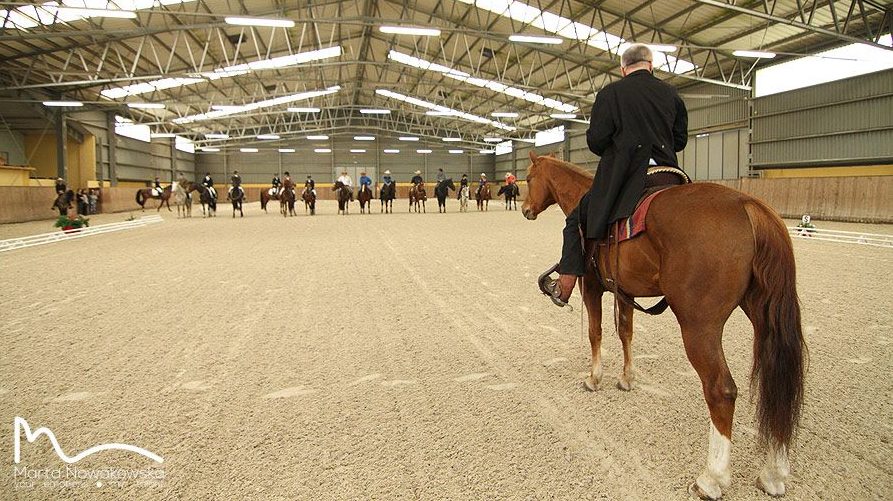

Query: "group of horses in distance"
(129, 177), (519, 217)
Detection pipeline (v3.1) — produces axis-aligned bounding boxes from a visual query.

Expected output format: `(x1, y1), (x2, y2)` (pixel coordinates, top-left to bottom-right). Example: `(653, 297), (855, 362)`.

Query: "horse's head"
(521, 150), (557, 220)
(332, 181), (343, 191)
(446, 178), (456, 190)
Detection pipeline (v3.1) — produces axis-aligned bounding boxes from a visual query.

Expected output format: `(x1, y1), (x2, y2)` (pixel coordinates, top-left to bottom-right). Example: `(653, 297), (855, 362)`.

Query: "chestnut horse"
(136, 185), (173, 211)
(475, 183), (490, 211)
(522, 151), (804, 500)
(260, 188), (280, 213)
(409, 183), (426, 213)
(280, 187), (296, 217)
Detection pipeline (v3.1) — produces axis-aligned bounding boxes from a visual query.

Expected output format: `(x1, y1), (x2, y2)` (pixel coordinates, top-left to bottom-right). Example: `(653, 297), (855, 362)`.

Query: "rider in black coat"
(555, 44), (688, 302)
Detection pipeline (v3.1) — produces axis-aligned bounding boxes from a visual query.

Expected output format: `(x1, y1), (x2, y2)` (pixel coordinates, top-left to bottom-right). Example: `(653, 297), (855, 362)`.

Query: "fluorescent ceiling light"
(278, 148), (296, 153)
(354, 136), (375, 141)
(43, 101), (83, 107)
(102, 46), (341, 98)
(201, 147), (220, 152)
(550, 113), (577, 119)
(491, 112), (519, 118)
(307, 135), (329, 140)
(350, 149), (367, 153)
(733, 50), (777, 59)
(495, 140), (512, 156)
(288, 107), (321, 112)
(389, 50), (577, 113)
(379, 26), (441, 36)
(314, 148), (332, 153)
(173, 86), (340, 124)
(442, 137), (462, 142)
(56, 7), (136, 18)
(376, 89), (516, 131)
(127, 102), (165, 109)
(225, 16), (294, 28)
(648, 44), (678, 53)
(257, 134), (280, 140)
(205, 133), (229, 139)
(417, 149), (433, 153)
(383, 149), (400, 153)
(240, 148), (258, 153)
(483, 137), (502, 142)
(399, 136), (420, 141)
(211, 105), (241, 111)
(426, 111), (458, 116)
(479, 150), (495, 154)
(448, 149), (464, 154)
(360, 109), (391, 114)
(508, 35), (562, 45)
(453, 1), (695, 74)
(151, 133), (175, 138)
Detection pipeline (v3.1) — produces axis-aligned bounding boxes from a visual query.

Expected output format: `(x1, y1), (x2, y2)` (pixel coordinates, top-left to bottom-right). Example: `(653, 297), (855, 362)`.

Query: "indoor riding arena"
(1, 1), (891, 500)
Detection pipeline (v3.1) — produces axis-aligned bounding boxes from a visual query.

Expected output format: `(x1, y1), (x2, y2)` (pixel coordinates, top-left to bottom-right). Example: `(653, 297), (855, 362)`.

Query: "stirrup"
(537, 263), (573, 310)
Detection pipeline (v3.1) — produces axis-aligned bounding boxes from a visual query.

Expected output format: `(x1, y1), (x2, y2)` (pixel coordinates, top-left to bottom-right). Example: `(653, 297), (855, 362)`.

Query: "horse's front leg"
(616, 299), (636, 391)
(581, 273), (604, 391)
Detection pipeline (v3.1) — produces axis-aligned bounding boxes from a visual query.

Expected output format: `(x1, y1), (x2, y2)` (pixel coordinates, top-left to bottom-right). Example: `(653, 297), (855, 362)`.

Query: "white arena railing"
(0, 215), (163, 253)
(788, 227), (893, 248)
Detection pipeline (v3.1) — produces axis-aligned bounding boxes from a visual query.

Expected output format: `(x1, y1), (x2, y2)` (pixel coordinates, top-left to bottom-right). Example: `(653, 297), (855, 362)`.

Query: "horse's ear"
(529, 150), (538, 162)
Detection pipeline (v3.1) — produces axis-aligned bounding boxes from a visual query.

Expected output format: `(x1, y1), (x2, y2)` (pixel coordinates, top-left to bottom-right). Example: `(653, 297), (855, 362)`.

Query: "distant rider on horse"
(153, 176), (163, 196)
(337, 170), (353, 201)
(458, 173), (468, 200)
(271, 173), (281, 195)
(282, 171), (295, 197)
(435, 168), (445, 184)
(411, 170), (423, 187)
(229, 170), (243, 199)
(505, 171), (516, 185)
(475, 173), (488, 198)
(304, 175), (316, 197)
(54, 177), (66, 195)
(202, 172), (216, 198)
(382, 170), (393, 186)
(358, 171), (372, 197)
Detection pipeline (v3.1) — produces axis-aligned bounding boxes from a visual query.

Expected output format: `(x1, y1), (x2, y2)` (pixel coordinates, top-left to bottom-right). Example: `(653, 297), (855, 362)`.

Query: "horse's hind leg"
(615, 300), (637, 391)
(680, 320), (737, 500)
(581, 274), (605, 391)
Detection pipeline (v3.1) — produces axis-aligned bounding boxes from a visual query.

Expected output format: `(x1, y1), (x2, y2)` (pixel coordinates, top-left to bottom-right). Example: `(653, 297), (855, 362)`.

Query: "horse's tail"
(743, 199), (806, 450)
(136, 190), (144, 206)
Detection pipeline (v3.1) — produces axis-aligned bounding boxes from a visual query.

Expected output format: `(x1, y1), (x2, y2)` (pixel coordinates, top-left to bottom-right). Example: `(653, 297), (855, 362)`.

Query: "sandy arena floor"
(1, 199), (891, 500)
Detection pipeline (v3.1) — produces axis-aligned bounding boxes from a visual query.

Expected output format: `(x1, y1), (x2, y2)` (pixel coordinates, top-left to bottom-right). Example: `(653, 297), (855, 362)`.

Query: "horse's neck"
(545, 161), (591, 215)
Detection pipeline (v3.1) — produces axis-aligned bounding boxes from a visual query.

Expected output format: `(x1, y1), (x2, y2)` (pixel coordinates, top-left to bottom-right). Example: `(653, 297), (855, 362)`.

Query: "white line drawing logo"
(13, 416), (164, 464)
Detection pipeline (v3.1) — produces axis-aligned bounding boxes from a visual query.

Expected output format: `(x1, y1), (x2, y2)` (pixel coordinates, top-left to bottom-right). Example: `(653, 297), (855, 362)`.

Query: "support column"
(106, 112), (118, 186)
(169, 137), (177, 181)
(55, 109), (67, 182)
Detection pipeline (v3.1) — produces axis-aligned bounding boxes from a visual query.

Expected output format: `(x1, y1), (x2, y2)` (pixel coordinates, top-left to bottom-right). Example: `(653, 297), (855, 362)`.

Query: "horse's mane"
(530, 155), (594, 180)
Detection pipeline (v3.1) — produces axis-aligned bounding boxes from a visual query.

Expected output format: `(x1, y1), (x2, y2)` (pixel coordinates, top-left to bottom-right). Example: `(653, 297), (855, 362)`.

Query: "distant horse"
(522, 151), (804, 500)
(187, 182), (216, 217)
(173, 181), (191, 218)
(357, 185), (373, 214)
(52, 190), (75, 216)
(333, 181), (351, 215)
(280, 187), (296, 217)
(458, 185), (470, 212)
(434, 178), (456, 213)
(260, 188), (280, 213)
(497, 183), (520, 210)
(136, 185), (173, 211)
(302, 188), (316, 215)
(380, 182), (396, 213)
(475, 183), (491, 211)
(409, 183), (426, 213)
(228, 186), (244, 218)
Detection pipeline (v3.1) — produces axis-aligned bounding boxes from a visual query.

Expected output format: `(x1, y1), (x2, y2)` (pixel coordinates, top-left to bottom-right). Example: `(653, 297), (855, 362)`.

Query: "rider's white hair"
(621, 44), (653, 69)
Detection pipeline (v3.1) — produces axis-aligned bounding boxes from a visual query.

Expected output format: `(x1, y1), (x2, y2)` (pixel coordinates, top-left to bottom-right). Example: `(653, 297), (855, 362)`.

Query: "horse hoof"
(583, 376), (599, 392)
(688, 482), (721, 500)
(756, 476), (786, 497)
(616, 377), (634, 391)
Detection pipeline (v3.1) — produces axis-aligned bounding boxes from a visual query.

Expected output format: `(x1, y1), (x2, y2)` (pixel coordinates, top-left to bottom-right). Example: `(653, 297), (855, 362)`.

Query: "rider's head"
(233, 170), (239, 175)
(360, 171), (366, 175)
(284, 171), (290, 176)
(620, 44), (653, 76)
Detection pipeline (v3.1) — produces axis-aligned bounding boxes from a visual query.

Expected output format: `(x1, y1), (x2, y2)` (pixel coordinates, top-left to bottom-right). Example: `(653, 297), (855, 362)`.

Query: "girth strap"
(591, 240), (669, 316)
